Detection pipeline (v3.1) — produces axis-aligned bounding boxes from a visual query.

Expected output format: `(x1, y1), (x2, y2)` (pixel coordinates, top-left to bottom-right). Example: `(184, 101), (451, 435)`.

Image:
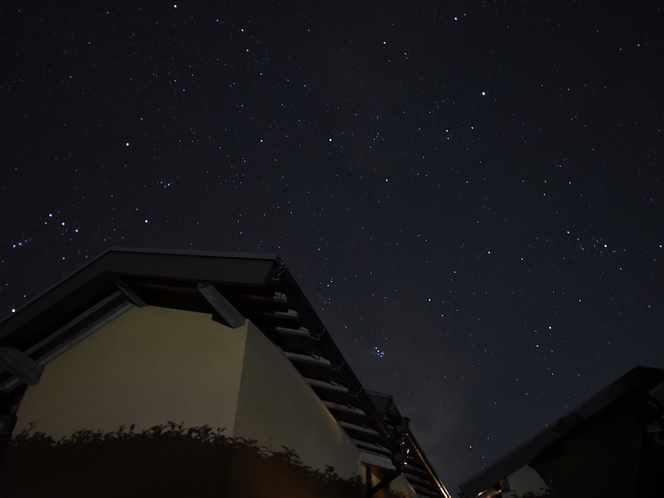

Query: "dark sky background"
(1, 0), (663, 490)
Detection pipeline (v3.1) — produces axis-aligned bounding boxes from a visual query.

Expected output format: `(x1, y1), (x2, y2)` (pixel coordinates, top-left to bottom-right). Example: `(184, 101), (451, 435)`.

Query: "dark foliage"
(0, 422), (409, 497)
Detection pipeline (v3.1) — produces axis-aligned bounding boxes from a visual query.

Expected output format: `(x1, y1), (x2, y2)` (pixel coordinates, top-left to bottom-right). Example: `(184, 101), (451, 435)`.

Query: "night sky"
(2, 0), (663, 490)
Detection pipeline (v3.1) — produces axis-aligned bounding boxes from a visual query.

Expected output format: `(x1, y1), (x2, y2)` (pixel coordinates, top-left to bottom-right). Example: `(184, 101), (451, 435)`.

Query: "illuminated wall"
(15, 306), (247, 438)
(7, 305), (366, 495)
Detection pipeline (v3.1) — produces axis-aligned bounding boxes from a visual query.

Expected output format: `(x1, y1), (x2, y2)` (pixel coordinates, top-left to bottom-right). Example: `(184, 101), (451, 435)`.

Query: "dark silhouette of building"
(459, 366), (664, 498)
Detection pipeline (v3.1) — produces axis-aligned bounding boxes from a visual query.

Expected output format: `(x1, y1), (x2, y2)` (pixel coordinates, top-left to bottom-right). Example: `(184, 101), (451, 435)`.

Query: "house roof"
(0, 248), (451, 498)
(458, 365), (664, 498)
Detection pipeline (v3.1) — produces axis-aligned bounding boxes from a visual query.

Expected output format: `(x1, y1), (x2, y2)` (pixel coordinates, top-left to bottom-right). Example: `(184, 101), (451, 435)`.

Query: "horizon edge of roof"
(102, 246), (281, 262)
(1, 247), (283, 325)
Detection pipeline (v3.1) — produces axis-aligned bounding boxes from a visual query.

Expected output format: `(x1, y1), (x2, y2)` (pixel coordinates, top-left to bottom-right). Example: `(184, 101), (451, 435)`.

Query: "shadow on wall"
(0, 422), (410, 498)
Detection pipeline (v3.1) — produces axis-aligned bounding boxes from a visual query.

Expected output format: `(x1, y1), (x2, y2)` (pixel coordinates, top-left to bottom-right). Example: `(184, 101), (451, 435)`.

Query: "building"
(459, 366), (664, 498)
(0, 248), (451, 497)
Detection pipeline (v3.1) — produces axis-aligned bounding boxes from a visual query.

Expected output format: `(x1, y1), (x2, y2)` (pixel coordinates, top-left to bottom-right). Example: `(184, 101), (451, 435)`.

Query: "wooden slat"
(274, 309), (299, 319)
(360, 451), (395, 470)
(283, 351), (332, 367)
(323, 400), (366, 416)
(305, 378), (349, 393)
(338, 420), (380, 436)
(275, 326), (311, 337)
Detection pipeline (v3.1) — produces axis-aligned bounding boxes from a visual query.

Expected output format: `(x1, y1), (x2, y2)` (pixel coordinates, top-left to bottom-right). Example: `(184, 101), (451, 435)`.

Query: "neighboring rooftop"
(459, 365), (664, 498)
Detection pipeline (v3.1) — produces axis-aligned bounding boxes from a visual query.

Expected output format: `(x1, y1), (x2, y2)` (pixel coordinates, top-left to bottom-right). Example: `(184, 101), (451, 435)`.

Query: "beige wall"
(15, 306), (248, 437)
(15, 305), (363, 480)
(234, 321), (364, 478)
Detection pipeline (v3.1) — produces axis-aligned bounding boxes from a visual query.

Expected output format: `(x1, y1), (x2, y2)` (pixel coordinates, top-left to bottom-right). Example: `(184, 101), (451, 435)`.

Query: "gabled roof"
(459, 366), (664, 498)
(0, 248), (450, 498)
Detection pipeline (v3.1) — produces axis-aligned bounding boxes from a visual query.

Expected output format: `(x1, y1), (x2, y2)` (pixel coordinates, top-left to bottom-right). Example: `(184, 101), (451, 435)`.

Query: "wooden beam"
(0, 348), (44, 385)
(197, 282), (245, 329)
(26, 291), (127, 356)
(37, 300), (134, 366)
(0, 298), (134, 394)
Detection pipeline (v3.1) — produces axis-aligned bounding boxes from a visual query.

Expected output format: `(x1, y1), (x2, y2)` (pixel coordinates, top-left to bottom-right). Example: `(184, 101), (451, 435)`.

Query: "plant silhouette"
(0, 423), (411, 497)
